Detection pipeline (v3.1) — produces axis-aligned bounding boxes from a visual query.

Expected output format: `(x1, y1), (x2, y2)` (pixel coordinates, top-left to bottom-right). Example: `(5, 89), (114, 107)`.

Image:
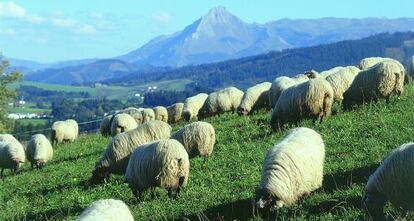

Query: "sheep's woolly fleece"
(364, 143), (414, 211)
(238, 82), (272, 115)
(171, 121), (216, 158)
(76, 199), (134, 221)
(343, 60), (404, 107)
(26, 134), (54, 167)
(271, 78), (333, 130)
(359, 57), (395, 70)
(122, 107), (143, 124)
(153, 106), (168, 123)
(258, 127), (325, 208)
(318, 66), (344, 78)
(325, 66), (360, 102)
(51, 120), (78, 144)
(200, 87), (244, 118)
(124, 139), (190, 193)
(167, 103), (184, 124)
(0, 141), (26, 171)
(269, 75), (309, 108)
(99, 115), (113, 137)
(182, 93), (208, 121)
(0, 134), (19, 144)
(141, 108), (155, 123)
(110, 113), (138, 136)
(409, 55), (414, 79)
(94, 120), (172, 175)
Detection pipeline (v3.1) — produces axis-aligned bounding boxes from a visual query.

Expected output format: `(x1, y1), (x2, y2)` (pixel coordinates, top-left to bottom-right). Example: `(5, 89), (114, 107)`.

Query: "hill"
(1, 84), (414, 220)
(107, 32), (414, 90)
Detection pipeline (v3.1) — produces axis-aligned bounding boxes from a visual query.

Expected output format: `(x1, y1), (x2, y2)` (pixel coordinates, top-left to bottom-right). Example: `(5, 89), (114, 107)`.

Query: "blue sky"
(0, 0), (412, 62)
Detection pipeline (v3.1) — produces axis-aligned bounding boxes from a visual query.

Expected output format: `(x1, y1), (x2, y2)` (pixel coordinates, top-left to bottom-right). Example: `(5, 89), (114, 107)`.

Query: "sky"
(0, 0), (412, 63)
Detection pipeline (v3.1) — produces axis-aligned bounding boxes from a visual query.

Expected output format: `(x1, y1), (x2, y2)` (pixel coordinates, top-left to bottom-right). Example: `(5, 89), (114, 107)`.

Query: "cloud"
(51, 17), (77, 28)
(0, 28), (16, 35)
(25, 15), (45, 24)
(0, 1), (26, 18)
(76, 24), (97, 34)
(50, 17), (96, 34)
(152, 11), (172, 24)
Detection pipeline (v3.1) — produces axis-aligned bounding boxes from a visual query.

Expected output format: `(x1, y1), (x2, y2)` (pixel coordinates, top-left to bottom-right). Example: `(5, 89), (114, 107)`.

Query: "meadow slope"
(1, 85), (414, 220)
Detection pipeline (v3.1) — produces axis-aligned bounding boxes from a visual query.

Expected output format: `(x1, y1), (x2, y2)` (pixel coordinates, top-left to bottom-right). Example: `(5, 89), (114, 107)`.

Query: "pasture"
(1, 85), (414, 220)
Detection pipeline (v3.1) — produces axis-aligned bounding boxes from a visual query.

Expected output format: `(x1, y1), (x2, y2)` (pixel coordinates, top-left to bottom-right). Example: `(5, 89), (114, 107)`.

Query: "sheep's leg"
(150, 187), (156, 199)
(31, 163), (34, 169)
(319, 111), (325, 124)
(168, 188), (174, 199)
(174, 186), (181, 199)
(133, 188), (142, 202)
(0, 168), (4, 178)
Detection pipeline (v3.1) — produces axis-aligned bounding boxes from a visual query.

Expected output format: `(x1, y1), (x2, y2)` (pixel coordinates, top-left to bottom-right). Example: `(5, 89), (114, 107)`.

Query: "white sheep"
(122, 107), (143, 124)
(182, 93), (208, 121)
(51, 119), (79, 146)
(110, 113), (138, 137)
(318, 66), (344, 78)
(343, 60), (405, 109)
(255, 127), (325, 209)
(363, 143), (414, 220)
(167, 103), (184, 124)
(199, 87), (244, 118)
(408, 55), (414, 82)
(270, 78), (334, 131)
(99, 115), (113, 137)
(141, 108), (155, 123)
(359, 57), (395, 70)
(26, 134), (53, 169)
(153, 106), (168, 123)
(76, 199), (134, 221)
(0, 134), (19, 143)
(124, 139), (190, 200)
(92, 120), (171, 183)
(0, 141), (26, 177)
(237, 82), (272, 115)
(171, 121), (216, 160)
(325, 66), (360, 102)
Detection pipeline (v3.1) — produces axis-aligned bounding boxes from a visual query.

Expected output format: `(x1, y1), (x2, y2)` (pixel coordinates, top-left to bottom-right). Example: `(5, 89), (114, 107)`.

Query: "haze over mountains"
(11, 6), (414, 85)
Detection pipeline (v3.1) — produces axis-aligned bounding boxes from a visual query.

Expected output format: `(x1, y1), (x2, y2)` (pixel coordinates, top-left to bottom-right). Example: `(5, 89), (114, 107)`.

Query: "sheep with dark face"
(237, 82), (272, 115)
(26, 134), (53, 169)
(167, 103), (184, 124)
(255, 127), (325, 210)
(199, 87), (244, 118)
(0, 141), (26, 177)
(124, 139), (189, 200)
(110, 113), (138, 136)
(182, 93), (208, 121)
(153, 106), (168, 123)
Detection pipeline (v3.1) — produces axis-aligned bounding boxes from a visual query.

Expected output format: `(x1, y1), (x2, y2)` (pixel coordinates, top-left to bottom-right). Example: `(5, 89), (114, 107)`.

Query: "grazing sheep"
(318, 66), (344, 78)
(0, 141), (26, 177)
(359, 57), (395, 70)
(325, 66), (360, 102)
(110, 113), (138, 137)
(167, 103), (184, 124)
(269, 77), (303, 108)
(26, 134), (53, 169)
(76, 199), (134, 221)
(237, 82), (272, 115)
(99, 115), (114, 137)
(51, 119), (79, 146)
(363, 143), (414, 220)
(141, 108), (155, 123)
(199, 87), (244, 118)
(122, 107), (143, 124)
(92, 120), (171, 183)
(153, 106), (168, 123)
(343, 61), (405, 109)
(0, 134), (19, 143)
(182, 93), (208, 121)
(408, 55), (414, 83)
(124, 139), (190, 200)
(255, 127), (325, 210)
(270, 78), (334, 131)
(292, 73), (310, 82)
(171, 121), (216, 160)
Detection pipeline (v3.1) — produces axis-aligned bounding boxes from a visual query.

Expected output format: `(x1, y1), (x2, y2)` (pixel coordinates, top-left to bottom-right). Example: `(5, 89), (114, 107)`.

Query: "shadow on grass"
(51, 150), (101, 165)
(13, 205), (84, 221)
(23, 180), (94, 198)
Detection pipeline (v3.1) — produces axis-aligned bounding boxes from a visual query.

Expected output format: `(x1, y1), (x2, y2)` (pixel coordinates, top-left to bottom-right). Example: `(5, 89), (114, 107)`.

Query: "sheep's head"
(304, 70), (319, 79)
(237, 107), (248, 116)
(362, 190), (387, 221)
(182, 111), (192, 122)
(12, 159), (22, 174)
(90, 167), (110, 184)
(255, 188), (277, 209)
(35, 159), (46, 169)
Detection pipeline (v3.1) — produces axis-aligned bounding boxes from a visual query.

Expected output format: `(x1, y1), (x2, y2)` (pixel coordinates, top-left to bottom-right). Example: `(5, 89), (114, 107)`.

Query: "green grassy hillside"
(1, 85), (414, 220)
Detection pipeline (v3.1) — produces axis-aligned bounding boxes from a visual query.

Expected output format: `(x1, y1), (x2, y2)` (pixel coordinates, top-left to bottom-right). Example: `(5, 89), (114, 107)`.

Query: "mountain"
(106, 32), (414, 90)
(118, 7), (414, 67)
(25, 59), (168, 85)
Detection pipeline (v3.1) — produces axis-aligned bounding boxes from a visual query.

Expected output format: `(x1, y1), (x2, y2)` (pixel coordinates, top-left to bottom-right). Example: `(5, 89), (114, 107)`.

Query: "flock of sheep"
(0, 56), (413, 220)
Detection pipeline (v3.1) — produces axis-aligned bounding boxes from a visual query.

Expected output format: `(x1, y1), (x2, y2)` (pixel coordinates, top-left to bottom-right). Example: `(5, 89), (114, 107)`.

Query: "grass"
(13, 119), (49, 126)
(7, 106), (51, 114)
(1, 84), (414, 220)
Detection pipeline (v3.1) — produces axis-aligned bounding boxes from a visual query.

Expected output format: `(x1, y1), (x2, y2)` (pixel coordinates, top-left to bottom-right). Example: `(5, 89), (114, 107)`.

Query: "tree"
(0, 58), (21, 132)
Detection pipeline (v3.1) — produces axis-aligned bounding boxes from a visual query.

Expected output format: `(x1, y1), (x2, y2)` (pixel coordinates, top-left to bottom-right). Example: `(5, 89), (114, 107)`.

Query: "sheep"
(255, 127), (325, 210)
(167, 103), (184, 124)
(92, 120), (171, 183)
(153, 106), (168, 123)
(99, 115), (113, 137)
(0, 134), (19, 143)
(325, 66), (360, 102)
(141, 108), (155, 123)
(0, 141), (26, 177)
(408, 55), (414, 83)
(363, 143), (414, 220)
(76, 199), (134, 221)
(270, 78), (334, 131)
(124, 139), (190, 200)
(122, 107), (143, 124)
(51, 119), (79, 146)
(26, 134), (53, 169)
(110, 113), (138, 137)
(171, 121), (215, 160)
(359, 57), (395, 70)
(182, 93), (208, 121)
(269, 77), (302, 108)
(318, 66), (344, 78)
(343, 61), (405, 109)
(199, 87), (244, 118)
(237, 82), (272, 115)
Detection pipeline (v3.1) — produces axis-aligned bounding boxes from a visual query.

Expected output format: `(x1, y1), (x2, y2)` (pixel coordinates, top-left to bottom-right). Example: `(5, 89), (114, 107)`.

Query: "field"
(1, 84), (414, 220)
